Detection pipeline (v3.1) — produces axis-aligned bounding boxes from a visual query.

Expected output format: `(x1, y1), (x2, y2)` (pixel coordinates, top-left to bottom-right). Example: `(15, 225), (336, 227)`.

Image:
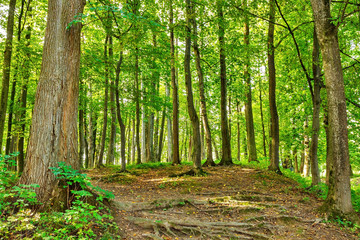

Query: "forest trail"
(87, 165), (357, 240)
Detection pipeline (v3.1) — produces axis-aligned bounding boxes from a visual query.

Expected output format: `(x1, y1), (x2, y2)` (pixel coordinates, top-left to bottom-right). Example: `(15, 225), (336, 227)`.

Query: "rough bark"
(185, 0), (201, 169)
(217, 0), (232, 165)
(267, 0), (281, 174)
(97, 36), (109, 167)
(191, 8), (214, 166)
(310, 28), (321, 185)
(0, 0), (17, 154)
(310, 0), (357, 220)
(170, 0), (180, 165)
(243, 1), (257, 162)
(19, 0), (85, 204)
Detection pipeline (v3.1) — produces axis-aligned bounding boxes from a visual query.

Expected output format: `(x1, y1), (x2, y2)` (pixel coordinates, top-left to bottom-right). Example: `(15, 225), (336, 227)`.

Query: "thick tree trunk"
(170, 0), (180, 165)
(115, 51), (126, 171)
(267, 0), (281, 174)
(310, 28), (321, 185)
(191, 8), (214, 167)
(311, 0), (356, 220)
(97, 36), (109, 167)
(185, 0), (201, 169)
(19, 0), (85, 204)
(243, 1), (257, 162)
(217, 0), (232, 165)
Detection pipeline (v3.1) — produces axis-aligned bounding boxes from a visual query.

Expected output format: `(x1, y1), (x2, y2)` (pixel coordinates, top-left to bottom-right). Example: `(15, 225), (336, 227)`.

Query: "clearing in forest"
(87, 165), (358, 240)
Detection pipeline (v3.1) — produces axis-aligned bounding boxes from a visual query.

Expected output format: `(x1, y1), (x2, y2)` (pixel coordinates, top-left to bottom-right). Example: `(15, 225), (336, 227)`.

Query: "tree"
(267, 0), (281, 174)
(217, 0), (232, 166)
(191, 3), (215, 167)
(310, 0), (358, 220)
(243, 0), (257, 163)
(185, 0), (201, 170)
(19, 0), (85, 204)
(0, 0), (17, 154)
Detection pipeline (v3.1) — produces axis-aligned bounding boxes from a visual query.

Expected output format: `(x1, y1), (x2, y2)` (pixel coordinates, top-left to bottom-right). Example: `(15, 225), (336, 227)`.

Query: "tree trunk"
(309, 28), (321, 185)
(97, 36), (109, 167)
(311, 0), (356, 219)
(135, 48), (141, 164)
(237, 102), (241, 161)
(191, 7), (214, 166)
(115, 51), (126, 171)
(185, 0), (201, 169)
(107, 36), (116, 166)
(243, 0), (257, 162)
(87, 83), (95, 168)
(0, 0), (17, 154)
(303, 118), (310, 177)
(259, 78), (267, 158)
(157, 107), (166, 162)
(267, 0), (281, 174)
(19, 0), (85, 204)
(170, 0), (180, 165)
(217, 0), (232, 165)
(166, 83), (173, 163)
(79, 81), (86, 167)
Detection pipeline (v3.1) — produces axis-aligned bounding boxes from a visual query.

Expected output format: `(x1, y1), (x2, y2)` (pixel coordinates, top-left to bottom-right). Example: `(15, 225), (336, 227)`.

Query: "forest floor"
(86, 164), (359, 240)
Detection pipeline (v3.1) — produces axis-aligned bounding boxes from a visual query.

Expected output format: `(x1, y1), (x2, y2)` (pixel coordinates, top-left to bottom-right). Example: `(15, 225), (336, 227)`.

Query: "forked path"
(87, 165), (358, 240)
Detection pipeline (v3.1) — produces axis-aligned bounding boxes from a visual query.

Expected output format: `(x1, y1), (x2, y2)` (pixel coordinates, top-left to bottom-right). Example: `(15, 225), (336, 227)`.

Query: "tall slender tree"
(217, 0), (232, 165)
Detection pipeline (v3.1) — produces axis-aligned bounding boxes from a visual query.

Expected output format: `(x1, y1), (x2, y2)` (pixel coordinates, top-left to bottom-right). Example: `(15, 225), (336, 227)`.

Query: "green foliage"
(0, 159), (119, 239)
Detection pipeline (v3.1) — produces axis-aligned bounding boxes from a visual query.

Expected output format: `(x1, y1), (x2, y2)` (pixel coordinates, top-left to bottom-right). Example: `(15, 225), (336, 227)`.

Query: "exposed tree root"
(169, 168), (208, 177)
(113, 198), (207, 212)
(128, 216), (272, 239)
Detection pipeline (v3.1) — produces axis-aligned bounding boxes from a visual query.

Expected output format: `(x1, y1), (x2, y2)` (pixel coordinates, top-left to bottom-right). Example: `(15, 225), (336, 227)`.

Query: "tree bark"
(135, 48), (141, 164)
(106, 36), (116, 165)
(310, 28), (321, 185)
(185, 0), (201, 169)
(191, 7), (214, 166)
(310, 0), (356, 220)
(157, 107), (166, 162)
(170, 0), (180, 165)
(166, 83), (173, 163)
(303, 117), (310, 177)
(244, 0), (257, 162)
(217, 0), (232, 165)
(259, 78), (267, 158)
(97, 36), (109, 167)
(0, 0), (17, 154)
(115, 51), (126, 171)
(237, 102), (241, 161)
(267, 0), (281, 174)
(19, 0), (85, 204)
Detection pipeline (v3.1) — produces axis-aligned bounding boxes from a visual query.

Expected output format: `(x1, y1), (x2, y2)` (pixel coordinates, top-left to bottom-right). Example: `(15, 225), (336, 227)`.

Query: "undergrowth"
(0, 154), (120, 239)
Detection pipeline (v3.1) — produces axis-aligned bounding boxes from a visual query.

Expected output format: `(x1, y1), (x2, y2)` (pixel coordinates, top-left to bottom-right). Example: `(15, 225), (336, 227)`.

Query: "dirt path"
(86, 165), (358, 240)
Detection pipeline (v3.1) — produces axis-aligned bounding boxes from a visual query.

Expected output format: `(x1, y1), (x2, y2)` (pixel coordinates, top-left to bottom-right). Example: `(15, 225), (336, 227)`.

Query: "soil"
(86, 165), (359, 240)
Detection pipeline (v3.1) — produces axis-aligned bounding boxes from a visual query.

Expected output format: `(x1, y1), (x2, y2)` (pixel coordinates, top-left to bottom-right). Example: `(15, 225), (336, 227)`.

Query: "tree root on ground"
(169, 168), (208, 177)
(113, 198), (207, 212)
(128, 216), (273, 240)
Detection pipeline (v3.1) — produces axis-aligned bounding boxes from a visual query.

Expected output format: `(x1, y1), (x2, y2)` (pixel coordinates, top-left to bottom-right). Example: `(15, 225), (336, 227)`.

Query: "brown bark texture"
(310, 0), (356, 219)
(185, 0), (201, 169)
(19, 0), (85, 203)
(267, 0), (281, 174)
(217, 0), (232, 165)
